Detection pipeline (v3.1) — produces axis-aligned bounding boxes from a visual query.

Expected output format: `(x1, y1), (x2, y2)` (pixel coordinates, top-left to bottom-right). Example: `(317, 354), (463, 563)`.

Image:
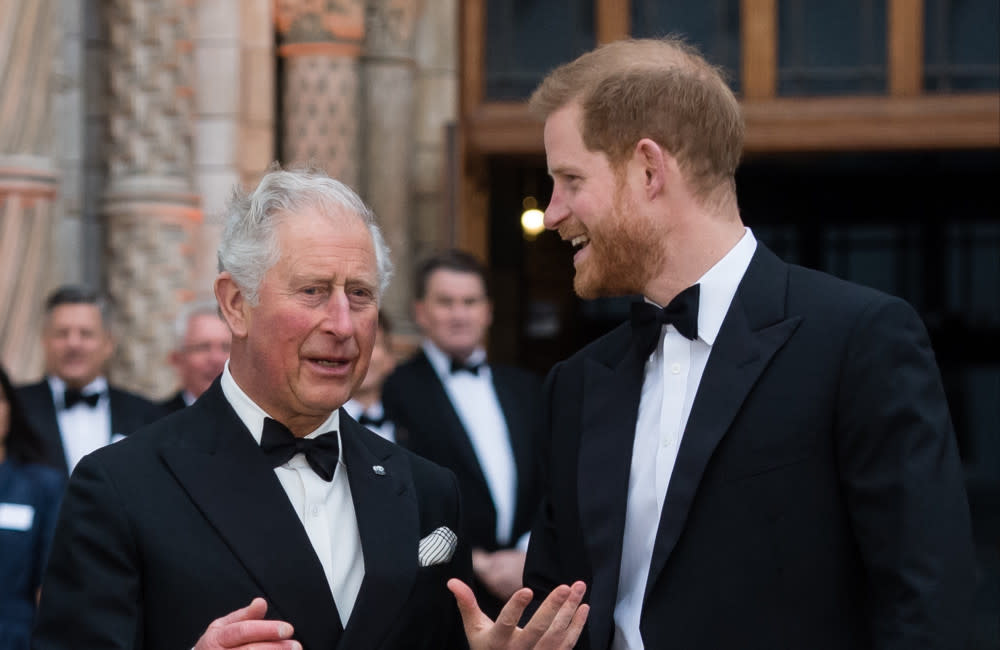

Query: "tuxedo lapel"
(21, 383), (68, 475)
(338, 413), (418, 650)
(492, 368), (534, 523)
(160, 384), (342, 650)
(413, 354), (490, 495)
(643, 245), (802, 603)
(577, 334), (647, 650)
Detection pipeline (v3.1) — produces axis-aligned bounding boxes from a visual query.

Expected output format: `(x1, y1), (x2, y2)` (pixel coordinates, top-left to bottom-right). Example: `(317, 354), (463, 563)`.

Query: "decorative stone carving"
(103, 0), (202, 398)
(276, 0), (364, 188)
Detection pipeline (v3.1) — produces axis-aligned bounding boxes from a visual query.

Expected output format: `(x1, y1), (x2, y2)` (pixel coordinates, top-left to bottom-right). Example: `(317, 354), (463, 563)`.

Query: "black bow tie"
(358, 412), (386, 428)
(260, 417), (340, 481)
(64, 388), (102, 409)
(450, 358), (484, 375)
(631, 284), (701, 358)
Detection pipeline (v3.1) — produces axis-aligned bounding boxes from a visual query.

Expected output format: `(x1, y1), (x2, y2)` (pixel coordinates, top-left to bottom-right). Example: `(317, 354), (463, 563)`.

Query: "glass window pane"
(778, 0), (887, 96)
(630, 0), (742, 93)
(924, 0), (1000, 91)
(485, 0), (596, 101)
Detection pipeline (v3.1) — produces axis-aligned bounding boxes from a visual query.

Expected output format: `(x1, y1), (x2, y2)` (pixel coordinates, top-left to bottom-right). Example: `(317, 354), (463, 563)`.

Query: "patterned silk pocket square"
(418, 526), (458, 567)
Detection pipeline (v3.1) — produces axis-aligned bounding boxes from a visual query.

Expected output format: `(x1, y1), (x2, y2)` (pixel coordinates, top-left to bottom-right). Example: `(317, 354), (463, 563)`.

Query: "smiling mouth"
(570, 234), (590, 250)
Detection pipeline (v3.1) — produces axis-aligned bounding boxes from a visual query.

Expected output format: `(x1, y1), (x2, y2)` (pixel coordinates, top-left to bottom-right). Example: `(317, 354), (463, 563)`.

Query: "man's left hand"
(473, 549), (527, 601)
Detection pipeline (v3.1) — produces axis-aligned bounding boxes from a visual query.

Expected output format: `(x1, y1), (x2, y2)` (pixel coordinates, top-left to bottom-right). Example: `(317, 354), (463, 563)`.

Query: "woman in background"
(0, 365), (64, 649)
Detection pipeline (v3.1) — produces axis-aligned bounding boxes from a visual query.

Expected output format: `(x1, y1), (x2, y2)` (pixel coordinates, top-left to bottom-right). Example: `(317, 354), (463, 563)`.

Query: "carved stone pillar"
(104, 0), (201, 398)
(363, 0), (419, 335)
(0, 0), (59, 381)
(275, 0), (364, 189)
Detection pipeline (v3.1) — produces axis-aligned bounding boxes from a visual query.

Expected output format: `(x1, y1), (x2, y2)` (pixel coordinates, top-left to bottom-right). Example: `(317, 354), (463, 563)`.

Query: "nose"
(323, 291), (355, 338)
(543, 189), (568, 230)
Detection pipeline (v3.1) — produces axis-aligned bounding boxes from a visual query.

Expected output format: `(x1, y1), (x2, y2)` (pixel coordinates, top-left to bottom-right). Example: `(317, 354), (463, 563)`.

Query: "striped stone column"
(275, 0), (365, 189)
(0, 0), (58, 381)
(103, 0), (202, 398)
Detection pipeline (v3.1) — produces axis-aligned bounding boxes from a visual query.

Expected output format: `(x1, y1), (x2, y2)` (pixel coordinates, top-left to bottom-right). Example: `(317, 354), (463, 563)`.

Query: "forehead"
(425, 269), (487, 297)
(543, 103), (609, 173)
(272, 205), (377, 281)
(45, 303), (105, 331)
(186, 312), (228, 337)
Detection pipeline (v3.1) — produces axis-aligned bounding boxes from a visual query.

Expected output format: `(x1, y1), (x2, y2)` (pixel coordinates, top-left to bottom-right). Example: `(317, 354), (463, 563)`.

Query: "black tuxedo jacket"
(524, 244), (976, 650)
(384, 351), (543, 552)
(158, 390), (188, 414)
(16, 380), (165, 476)
(383, 351), (543, 613)
(33, 381), (472, 650)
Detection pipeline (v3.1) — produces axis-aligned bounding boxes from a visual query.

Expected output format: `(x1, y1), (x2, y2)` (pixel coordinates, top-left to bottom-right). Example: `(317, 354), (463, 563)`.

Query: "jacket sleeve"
(33, 454), (141, 649)
(835, 295), (976, 649)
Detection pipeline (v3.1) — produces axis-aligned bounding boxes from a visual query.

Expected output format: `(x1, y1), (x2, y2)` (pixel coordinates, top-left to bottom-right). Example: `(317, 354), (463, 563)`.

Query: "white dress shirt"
(612, 229), (757, 650)
(423, 340), (518, 546)
(221, 363), (364, 626)
(49, 375), (113, 473)
(344, 398), (396, 443)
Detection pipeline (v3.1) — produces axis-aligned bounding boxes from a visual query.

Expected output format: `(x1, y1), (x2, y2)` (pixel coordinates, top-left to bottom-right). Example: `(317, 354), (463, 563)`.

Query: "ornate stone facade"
(0, 0), (459, 395)
(0, 0), (58, 381)
(103, 0), (201, 398)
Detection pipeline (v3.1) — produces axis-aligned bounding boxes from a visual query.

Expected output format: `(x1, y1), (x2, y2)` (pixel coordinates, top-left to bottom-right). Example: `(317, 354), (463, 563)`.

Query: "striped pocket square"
(418, 526), (458, 567)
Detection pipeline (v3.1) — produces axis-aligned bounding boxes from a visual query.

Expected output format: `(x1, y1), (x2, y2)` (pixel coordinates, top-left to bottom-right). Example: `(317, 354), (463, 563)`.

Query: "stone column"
(0, 0), (59, 381)
(275, 0), (364, 189)
(363, 0), (419, 335)
(103, 0), (201, 399)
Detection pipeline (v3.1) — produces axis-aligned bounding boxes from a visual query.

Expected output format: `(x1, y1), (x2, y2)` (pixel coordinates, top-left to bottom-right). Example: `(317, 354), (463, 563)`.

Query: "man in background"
(344, 311), (397, 443)
(161, 300), (231, 413)
(17, 285), (164, 477)
(383, 249), (544, 618)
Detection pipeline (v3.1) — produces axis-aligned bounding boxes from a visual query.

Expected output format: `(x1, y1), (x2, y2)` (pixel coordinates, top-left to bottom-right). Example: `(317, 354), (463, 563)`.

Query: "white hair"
(217, 165), (393, 305)
(172, 299), (223, 350)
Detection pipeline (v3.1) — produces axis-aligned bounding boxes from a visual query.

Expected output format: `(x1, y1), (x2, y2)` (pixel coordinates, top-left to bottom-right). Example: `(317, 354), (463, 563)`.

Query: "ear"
(214, 273), (249, 339)
(484, 299), (494, 329)
(413, 299), (428, 332)
(633, 138), (669, 200)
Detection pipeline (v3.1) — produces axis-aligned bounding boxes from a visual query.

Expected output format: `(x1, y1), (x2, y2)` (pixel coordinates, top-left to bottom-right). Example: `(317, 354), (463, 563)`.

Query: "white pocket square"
(418, 526), (457, 567)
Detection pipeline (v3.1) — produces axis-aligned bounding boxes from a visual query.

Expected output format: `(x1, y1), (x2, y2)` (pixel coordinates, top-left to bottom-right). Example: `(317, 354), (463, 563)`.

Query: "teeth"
(570, 235), (589, 248)
(315, 360), (340, 367)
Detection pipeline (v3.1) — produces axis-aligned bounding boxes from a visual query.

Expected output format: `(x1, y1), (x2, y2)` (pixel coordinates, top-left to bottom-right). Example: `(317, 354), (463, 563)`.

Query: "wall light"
(521, 196), (545, 239)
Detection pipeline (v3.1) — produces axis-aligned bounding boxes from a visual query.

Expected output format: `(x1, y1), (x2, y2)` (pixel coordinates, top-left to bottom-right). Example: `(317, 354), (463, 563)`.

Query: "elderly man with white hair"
(33, 166), (587, 650)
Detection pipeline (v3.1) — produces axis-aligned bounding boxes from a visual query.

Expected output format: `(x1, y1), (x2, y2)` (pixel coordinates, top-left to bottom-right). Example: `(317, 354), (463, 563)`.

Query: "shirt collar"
(220, 361), (343, 457)
(421, 339), (488, 379)
(693, 228), (757, 346)
(645, 227), (756, 347)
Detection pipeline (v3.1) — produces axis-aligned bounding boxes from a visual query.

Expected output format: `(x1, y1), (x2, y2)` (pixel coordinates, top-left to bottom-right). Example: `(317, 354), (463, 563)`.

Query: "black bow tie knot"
(64, 388), (102, 409)
(450, 358), (484, 375)
(358, 413), (386, 429)
(260, 417), (340, 481)
(631, 284), (701, 358)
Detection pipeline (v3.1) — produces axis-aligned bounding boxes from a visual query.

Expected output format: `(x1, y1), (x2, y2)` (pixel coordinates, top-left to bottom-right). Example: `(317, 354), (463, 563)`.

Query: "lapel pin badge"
(372, 465), (386, 476)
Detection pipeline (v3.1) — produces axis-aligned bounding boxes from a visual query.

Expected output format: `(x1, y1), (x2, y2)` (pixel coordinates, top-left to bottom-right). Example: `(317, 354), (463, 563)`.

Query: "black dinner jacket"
(16, 379), (165, 477)
(383, 350), (543, 554)
(33, 380), (472, 650)
(524, 243), (976, 650)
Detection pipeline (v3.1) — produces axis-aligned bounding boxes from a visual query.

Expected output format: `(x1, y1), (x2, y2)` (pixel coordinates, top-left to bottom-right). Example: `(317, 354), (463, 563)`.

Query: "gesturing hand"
(449, 578), (589, 650)
(194, 597), (300, 649)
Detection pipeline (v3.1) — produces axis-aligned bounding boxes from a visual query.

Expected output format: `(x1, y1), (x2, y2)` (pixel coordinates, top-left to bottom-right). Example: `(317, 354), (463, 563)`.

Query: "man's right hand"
(449, 578), (589, 650)
(194, 598), (301, 649)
